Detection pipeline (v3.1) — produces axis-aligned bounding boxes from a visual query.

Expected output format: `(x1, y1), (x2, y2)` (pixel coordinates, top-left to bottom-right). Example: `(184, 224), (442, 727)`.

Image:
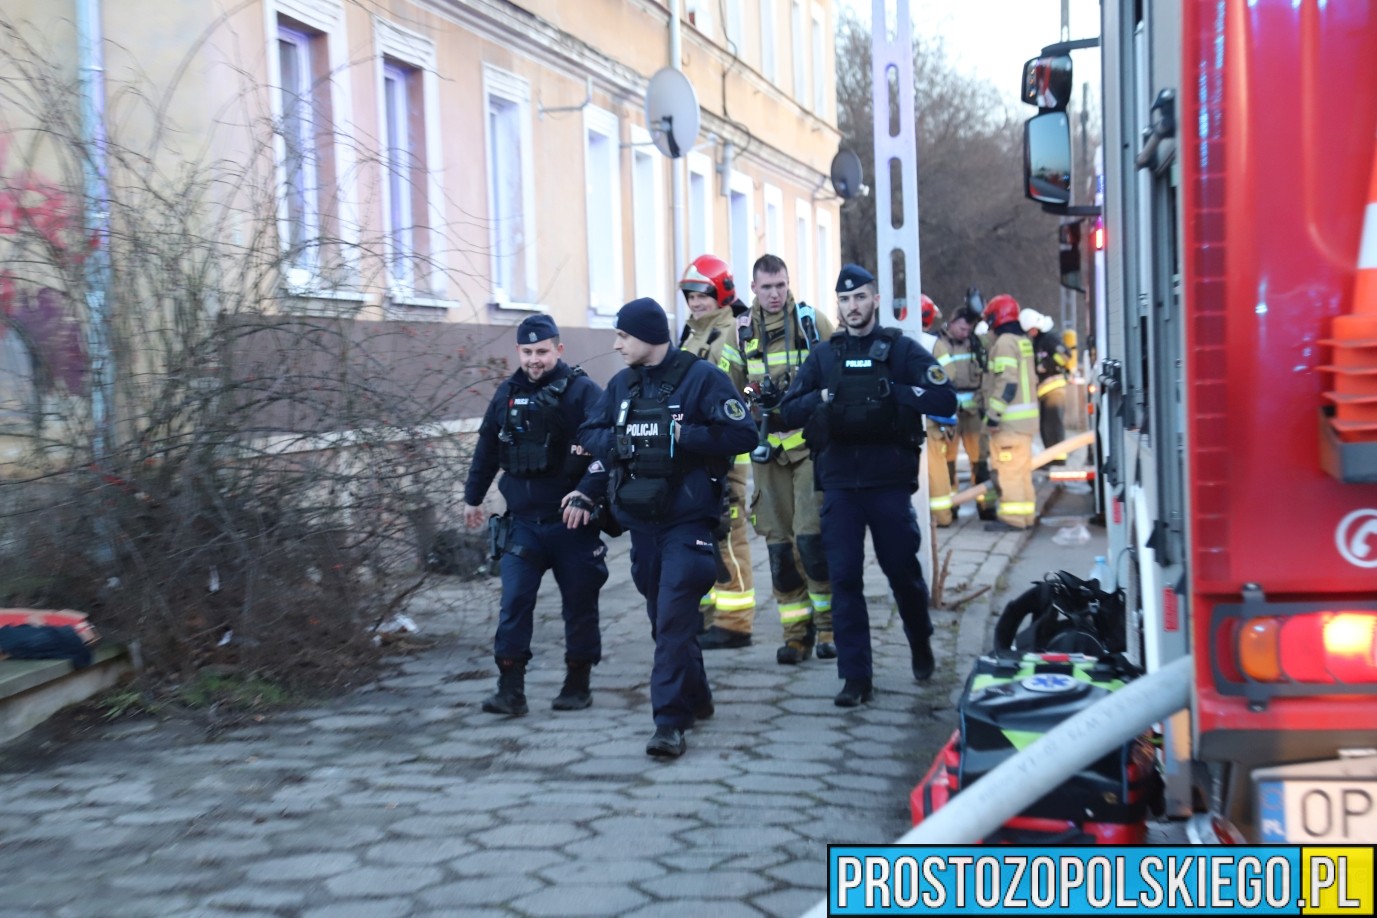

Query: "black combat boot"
(834, 678), (875, 708)
(552, 659), (593, 711)
(911, 635), (935, 682)
(482, 658), (528, 716)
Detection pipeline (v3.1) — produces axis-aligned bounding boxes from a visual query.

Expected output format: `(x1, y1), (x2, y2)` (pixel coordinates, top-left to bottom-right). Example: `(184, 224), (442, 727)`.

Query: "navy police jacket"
(777, 326), (958, 492)
(578, 348), (758, 532)
(463, 361), (607, 520)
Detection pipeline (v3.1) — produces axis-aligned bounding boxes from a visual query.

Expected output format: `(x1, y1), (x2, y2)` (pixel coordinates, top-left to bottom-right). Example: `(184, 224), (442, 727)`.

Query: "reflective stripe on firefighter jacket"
(1033, 332), (1072, 398)
(680, 306), (754, 622)
(933, 332), (983, 416)
(722, 296), (835, 462)
(983, 331), (1039, 434)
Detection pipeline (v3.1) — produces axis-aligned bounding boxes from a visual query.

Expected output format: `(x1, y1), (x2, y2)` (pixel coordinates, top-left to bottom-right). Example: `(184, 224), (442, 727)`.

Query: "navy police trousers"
(820, 487), (933, 681)
(629, 521), (717, 729)
(495, 517), (608, 664)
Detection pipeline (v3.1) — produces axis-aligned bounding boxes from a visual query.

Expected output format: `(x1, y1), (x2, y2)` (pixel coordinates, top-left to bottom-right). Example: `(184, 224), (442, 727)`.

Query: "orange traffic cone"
(1321, 134), (1377, 442)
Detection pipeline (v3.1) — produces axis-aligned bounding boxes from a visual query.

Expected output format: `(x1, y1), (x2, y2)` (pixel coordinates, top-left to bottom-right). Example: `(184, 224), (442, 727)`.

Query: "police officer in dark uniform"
(463, 315), (609, 716)
(777, 265), (957, 707)
(577, 297), (758, 758)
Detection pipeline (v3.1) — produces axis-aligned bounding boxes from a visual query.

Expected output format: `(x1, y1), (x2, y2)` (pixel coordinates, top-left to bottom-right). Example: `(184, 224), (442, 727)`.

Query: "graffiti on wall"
(1, 133), (89, 403)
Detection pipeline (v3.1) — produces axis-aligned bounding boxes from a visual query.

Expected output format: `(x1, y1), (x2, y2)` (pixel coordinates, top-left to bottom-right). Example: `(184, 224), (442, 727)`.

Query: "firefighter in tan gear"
(980, 294), (1040, 530)
(678, 254), (756, 648)
(926, 299), (989, 527)
(1022, 307), (1072, 465)
(721, 254), (836, 663)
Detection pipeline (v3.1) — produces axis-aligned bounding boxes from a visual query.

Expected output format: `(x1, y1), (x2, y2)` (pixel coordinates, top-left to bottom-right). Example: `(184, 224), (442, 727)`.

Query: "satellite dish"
(644, 68), (700, 159)
(830, 148), (865, 199)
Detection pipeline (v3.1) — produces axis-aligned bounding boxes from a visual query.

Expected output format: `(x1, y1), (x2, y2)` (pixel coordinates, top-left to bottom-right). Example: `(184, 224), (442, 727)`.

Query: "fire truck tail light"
(1235, 612), (1377, 684)
(1238, 618), (1281, 681)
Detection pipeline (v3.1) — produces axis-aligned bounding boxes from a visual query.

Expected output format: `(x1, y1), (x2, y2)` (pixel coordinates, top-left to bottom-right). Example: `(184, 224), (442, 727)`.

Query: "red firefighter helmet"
(680, 254), (736, 308)
(983, 293), (1021, 328)
(920, 294), (940, 330)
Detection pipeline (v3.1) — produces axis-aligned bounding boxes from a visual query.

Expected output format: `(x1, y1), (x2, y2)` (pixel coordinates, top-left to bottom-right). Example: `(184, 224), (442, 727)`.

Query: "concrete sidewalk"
(0, 473), (1096, 918)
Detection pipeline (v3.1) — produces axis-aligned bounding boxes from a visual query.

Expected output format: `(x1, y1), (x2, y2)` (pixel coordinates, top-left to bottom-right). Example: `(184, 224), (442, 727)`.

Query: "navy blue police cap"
(516, 314), (560, 344)
(835, 263), (876, 293)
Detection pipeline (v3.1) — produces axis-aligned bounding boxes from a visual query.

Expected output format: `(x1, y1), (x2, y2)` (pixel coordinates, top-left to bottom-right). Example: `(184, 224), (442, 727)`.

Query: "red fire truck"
(1022, 0), (1377, 843)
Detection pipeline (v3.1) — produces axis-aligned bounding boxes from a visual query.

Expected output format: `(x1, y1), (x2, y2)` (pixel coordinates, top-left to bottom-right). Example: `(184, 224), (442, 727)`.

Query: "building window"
(760, 0), (777, 83)
(792, 1), (806, 102)
(688, 152), (714, 259)
(277, 22), (337, 277)
(631, 125), (666, 307)
(686, 0), (714, 36)
(381, 60), (426, 291)
(816, 209), (834, 312)
(484, 66), (537, 308)
(585, 106), (623, 317)
(812, 4), (827, 115)
(764, 184), (783, 256)
(794, 203), (812, 305)
(728, 172), (753, 291)
(375, 18), (441, 300)
(724, 0), (744, 56)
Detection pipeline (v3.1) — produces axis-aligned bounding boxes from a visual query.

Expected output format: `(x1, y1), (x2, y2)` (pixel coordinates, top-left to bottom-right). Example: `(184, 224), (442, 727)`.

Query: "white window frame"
(724, 0), (745, 56)
(760, 0), (778, 83)
(686, 0), (714, 37)
(584, 105), (624, 320)
(792, 0), (806, 102)
(815, 207), (835, 314)
(763, 183), (783, 257)
(728, 170), (754, 291)
(374, 17), (446, 302)
(794, 198), (813, 306)
(264, 0), (361, 295)
(812, 3), (827, 116)
(629, 123), (667, 313)
(687, 150), (715, 258)
(483, 64), (540, 311)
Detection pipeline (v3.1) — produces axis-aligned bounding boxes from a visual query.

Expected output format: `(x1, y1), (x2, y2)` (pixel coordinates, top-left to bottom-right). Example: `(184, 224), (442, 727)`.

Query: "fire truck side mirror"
(1021, 54), (1073, 110)
(1024, 111), (1072, 206)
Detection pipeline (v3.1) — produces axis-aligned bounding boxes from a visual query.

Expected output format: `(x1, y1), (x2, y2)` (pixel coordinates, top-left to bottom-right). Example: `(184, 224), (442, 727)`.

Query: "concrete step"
(0, 644), (133, 744)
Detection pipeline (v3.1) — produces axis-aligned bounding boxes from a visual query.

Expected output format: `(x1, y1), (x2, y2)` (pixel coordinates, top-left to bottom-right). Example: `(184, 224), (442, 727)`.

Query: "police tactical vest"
(612, 350), (698, 520)
(498, 368), (586, 476)
(824, 328), (920, 447)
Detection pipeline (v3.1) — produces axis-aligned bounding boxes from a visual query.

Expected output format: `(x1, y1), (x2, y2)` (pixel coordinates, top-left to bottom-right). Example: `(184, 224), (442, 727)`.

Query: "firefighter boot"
(482, 658), (528, 716)
(815, 630), (837, 660)
(552, 658), (593, 711)
(699, 625), (751, 649)
(911, 635), (935, 682)
(777, 623), (815, 665)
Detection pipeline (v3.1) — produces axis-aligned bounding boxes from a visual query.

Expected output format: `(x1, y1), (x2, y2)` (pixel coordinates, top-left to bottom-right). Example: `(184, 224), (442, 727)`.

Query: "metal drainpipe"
(77, 0), (114, 462)
(668, 0), (686, 332)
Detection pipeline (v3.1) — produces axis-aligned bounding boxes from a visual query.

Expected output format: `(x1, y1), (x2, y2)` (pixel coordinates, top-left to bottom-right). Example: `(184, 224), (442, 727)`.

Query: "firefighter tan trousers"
(926, 412), (988, 526)
(990, 429), (1037, 529)
(702, 460), (755, 634)
(750, 455), (832, 644)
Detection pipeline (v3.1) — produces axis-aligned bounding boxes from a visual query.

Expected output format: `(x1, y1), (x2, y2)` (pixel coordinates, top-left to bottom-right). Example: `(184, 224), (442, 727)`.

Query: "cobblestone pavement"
(0, 486), (1079, 918)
